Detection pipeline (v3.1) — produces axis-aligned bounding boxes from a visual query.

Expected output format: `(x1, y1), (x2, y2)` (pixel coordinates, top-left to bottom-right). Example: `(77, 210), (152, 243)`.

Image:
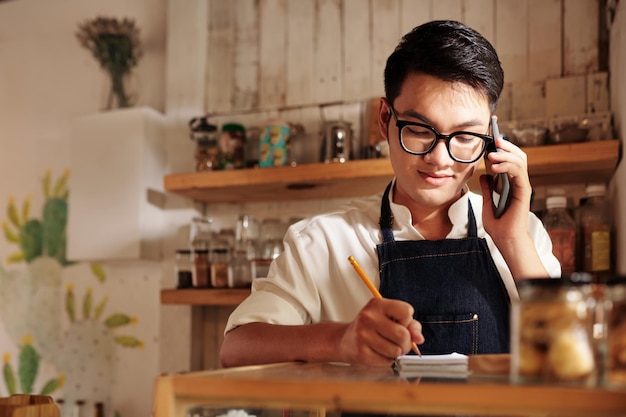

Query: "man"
(220, 20), (560, 368)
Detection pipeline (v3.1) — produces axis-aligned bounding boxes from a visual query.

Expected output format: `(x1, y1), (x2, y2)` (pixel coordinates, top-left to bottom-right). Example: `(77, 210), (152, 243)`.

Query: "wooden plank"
(432, 0), (462, 21)
(343, 0), (371, 102)
(259, 0), (287, 108)
(232, 0), (259, 111)
(563, 0), (599, 75)
(586, 71), (610, 113)
(161, 289), (251, 306)
(496, 0), (529, 83)
(463, 0), (495, 44)
(545, 75), (586, 117)
(286, 0), (315, 106)
(370, 0), (401, 97)
(314, 0), (343, 104)
(511, 80), (546, 120)
(164, 140), (620, 204)
(206, 0), (234, 113)
(164, 0), (208, 115)
(400, 0), (431, 35)
(528, 0), (561, 81)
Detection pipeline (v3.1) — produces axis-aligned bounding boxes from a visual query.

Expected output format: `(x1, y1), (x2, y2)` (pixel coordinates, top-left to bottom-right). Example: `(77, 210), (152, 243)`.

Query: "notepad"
(393, 352), (469, 378)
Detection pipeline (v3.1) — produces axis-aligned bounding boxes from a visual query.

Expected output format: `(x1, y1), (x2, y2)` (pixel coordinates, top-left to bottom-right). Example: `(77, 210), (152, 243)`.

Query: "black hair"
(384, 20), (504, 112)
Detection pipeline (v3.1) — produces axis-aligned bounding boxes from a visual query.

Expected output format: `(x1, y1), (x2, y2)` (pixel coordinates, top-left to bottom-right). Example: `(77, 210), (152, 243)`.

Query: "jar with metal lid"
(511, 278), (598, 386)
(606, 277), (626, 387)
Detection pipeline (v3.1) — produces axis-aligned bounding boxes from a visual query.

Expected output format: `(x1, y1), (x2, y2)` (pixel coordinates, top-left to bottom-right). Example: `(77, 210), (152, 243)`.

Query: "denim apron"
(377, 182), (510, 354)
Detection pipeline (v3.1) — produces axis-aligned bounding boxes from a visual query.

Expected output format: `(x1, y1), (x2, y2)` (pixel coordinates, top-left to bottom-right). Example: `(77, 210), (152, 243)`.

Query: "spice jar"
(511, 278), (598, 386)
(193, 249), (210, 288)
(606, 277), (626, 387)
(174, 249), (193, 289)
(210, 247), (231, 288)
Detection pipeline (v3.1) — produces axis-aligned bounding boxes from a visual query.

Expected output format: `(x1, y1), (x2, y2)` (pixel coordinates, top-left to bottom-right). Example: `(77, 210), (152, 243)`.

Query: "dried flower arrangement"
(76, 16), (143, 109)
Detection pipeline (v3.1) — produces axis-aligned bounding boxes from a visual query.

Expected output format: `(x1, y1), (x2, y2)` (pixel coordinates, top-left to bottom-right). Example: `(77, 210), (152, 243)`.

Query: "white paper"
(393, 352), (469, 378)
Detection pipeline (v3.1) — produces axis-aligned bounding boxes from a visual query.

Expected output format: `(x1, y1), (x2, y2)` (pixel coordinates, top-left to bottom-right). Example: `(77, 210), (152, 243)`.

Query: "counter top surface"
(154, 355), (626, 417)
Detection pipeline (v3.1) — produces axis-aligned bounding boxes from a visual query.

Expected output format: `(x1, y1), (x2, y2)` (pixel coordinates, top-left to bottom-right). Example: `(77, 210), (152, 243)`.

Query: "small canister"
(606, 277), (626, 386)
(259, 121), (291, 167)
(511, 278), (597, 386)
(219, 123), (246, 169)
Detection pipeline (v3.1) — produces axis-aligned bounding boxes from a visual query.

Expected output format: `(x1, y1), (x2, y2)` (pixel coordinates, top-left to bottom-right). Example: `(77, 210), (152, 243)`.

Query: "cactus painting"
(1, 169), (143, 417)
(3, 170), (70, 265)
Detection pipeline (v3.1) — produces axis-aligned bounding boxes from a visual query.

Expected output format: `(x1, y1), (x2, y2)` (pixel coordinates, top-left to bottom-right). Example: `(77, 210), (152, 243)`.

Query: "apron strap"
(380, 181), (394, 243)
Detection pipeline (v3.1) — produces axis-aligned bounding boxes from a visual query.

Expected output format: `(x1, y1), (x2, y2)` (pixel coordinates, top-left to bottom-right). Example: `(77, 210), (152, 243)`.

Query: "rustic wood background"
(196, 0), (609, 163)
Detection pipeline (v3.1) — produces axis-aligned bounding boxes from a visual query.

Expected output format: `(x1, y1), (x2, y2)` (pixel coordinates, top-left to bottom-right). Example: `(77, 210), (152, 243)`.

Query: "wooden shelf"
(161, 288), (250, 306)
(164, 140), (621, 204)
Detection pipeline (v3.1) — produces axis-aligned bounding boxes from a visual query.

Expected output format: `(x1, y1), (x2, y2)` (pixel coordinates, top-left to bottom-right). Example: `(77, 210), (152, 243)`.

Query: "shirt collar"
(388, 179), (472, 239)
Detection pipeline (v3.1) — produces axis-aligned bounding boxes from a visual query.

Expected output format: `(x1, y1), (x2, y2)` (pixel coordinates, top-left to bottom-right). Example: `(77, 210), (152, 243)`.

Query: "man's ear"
(377, 97), (391, 142)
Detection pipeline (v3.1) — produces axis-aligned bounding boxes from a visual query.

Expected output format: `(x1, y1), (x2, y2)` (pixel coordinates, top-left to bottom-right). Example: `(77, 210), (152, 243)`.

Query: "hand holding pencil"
(348, 256), (422, 356)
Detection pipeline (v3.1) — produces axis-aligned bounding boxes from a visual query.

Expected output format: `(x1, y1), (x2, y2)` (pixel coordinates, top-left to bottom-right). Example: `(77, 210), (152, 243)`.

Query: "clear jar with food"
(606, 277), (626, 387)
(511, 278), (598, 386)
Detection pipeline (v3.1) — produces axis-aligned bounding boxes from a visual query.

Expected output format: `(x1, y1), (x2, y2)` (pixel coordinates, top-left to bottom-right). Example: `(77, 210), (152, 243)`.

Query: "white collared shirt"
(225, 188), (561, 334)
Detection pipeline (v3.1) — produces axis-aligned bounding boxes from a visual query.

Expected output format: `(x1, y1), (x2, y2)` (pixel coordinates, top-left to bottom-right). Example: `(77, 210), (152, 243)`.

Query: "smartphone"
(487, 116), (511, 218)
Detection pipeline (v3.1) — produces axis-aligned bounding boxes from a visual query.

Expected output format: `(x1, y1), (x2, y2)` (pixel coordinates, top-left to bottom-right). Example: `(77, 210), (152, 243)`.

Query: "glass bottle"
(175, 249), (193, 289)
(577, 183), (613, 283)
(542, 195), (577, 277)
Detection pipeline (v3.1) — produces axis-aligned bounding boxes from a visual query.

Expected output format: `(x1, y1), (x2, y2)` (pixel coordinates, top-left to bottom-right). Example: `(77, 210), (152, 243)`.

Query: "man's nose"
(424, 139), (453, 164)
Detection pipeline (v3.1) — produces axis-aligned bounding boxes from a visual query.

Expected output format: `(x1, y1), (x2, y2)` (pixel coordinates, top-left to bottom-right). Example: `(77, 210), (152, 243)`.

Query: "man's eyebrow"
(401, 109), (486, 130)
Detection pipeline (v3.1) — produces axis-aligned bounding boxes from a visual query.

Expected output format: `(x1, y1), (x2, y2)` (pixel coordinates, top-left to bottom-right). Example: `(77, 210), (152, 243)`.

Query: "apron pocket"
(416, 313), (479, 355)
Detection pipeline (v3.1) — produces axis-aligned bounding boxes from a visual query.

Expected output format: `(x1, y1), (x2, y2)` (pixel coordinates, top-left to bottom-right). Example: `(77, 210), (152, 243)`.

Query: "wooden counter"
(153, 355), (626, 417)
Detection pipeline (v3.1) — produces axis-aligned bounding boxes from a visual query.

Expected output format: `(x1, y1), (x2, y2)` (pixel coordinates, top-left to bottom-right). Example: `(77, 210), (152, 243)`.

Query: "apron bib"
(377, 182), (510, 354)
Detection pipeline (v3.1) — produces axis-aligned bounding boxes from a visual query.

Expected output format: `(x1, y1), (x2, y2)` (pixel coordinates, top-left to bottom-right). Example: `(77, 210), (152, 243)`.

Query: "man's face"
(378, 72), (492, 211)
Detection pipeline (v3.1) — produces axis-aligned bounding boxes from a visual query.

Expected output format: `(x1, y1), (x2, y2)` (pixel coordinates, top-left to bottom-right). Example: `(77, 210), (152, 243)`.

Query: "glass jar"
(606, 277), (626, 387)
(174, 249), (193, 289)
(219, 123), (246, 169)
(193, 249), (210, 288)
(511, 278), (597, 386)
(210, 247), (231, 288)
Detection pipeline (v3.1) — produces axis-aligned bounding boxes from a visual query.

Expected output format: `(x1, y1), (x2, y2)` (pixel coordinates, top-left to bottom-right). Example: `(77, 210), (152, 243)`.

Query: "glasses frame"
(387, 102), (495, 163)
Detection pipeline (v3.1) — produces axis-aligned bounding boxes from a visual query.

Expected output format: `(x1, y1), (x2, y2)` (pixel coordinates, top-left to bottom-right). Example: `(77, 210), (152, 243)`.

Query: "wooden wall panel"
(432, 0), (462, 21)
(206, 0), (234, 113)
(259, 0), (287, 108)
(201, 0), (601, 133)
(233, 0), (259, 111)
(462, 0), (495, 45)
(343, 0), (371, 102)
(400, 0), (431, 35)
(564, 0), (599, 75)
(314, 0), (343, 104)
(496, 0), (529, 83)
(286, 1), (315, 107)
(370, 0), (401, 97)
(528, 0), (561, 81)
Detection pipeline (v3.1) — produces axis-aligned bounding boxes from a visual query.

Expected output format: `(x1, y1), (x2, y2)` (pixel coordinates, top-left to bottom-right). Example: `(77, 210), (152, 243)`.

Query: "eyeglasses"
(388, 103), (494, 163)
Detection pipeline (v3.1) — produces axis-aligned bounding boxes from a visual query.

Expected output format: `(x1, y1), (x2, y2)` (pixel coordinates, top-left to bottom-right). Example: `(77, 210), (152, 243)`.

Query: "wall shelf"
(164, 140), (621, 204)
(161, 288), (250, 306)
(162, 140), (621, 307)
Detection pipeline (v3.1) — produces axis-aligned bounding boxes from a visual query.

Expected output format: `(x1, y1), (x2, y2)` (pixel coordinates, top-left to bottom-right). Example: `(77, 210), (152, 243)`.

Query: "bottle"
(542, 195), (577, 277)
(174, 249), (193, 289)
(577, 183), (613, 283)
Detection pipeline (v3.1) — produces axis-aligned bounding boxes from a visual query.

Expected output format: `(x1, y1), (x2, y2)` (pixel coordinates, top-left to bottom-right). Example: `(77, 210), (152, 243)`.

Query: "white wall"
(0, 1), (166, 416)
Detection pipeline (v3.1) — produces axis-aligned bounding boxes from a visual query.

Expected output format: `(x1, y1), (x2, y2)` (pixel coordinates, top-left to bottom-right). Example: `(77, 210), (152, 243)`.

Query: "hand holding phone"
(488, 116), (511, 218)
